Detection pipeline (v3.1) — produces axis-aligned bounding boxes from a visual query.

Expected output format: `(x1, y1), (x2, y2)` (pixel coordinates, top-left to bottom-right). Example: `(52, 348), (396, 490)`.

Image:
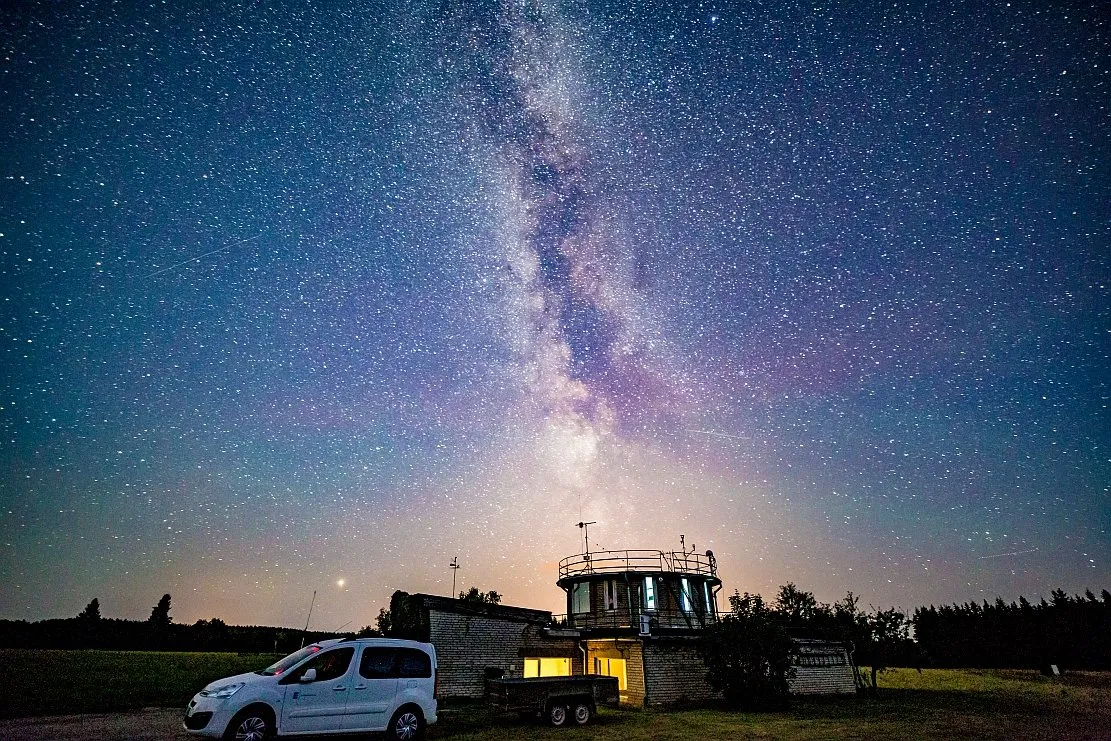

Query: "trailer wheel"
(572, 701), (593, 725)
(547, 702), (569, 727)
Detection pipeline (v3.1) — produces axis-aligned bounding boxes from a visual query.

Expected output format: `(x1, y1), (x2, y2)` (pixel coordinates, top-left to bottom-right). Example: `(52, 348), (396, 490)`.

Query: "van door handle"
(333, 686), (348, 691)
(353, 685), (367, 690)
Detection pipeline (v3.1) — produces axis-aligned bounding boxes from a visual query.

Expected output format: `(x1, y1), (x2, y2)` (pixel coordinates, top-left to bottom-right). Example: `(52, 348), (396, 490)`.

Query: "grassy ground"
(0, 652), (1107, 739)
(431, 669), (1111, 740)
(0, 649), (278, 718)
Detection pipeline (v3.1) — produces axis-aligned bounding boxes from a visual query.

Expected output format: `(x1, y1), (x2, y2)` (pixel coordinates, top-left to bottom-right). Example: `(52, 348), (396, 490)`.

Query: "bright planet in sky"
(0, 1), (1107, 630)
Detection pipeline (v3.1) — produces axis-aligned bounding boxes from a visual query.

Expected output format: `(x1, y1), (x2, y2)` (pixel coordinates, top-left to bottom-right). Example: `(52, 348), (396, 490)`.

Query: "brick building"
(391, 548), (858, 706)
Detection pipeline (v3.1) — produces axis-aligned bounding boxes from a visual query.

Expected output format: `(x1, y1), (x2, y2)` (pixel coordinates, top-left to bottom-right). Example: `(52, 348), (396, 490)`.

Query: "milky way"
(0, 0), (1106, 627)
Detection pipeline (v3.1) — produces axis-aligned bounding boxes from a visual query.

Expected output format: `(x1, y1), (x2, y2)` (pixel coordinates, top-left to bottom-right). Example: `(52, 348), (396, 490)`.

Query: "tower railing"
(558, 549), (718, 579)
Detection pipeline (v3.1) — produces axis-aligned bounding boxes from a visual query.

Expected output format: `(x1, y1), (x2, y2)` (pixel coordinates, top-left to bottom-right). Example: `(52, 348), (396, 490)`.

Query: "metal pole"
(300, 590), (316, 648)
(450, 556), (459, 597)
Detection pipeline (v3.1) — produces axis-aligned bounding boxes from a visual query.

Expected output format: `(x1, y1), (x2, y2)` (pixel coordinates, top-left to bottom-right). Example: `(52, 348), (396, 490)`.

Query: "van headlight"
(200, 682), (245, 699)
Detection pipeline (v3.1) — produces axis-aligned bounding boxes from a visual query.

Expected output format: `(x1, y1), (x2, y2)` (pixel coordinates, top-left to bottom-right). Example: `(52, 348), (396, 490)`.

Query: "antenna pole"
(450, 556), (460, 597)
(300, 590), (317, 648)
(577, 521), (597, 556)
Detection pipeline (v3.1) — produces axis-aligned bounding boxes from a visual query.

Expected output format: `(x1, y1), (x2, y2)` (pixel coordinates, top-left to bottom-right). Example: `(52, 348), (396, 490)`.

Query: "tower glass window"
(604, 580), (618, 611)
(572, 582), (590, 614)
(643, 576), (657, 610)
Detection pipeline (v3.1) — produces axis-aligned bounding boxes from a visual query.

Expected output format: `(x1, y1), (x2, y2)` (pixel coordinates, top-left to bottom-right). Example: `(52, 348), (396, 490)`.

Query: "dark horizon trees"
(2, 585), (1108, 671)
(0, 593), (343, 653)
(913, 588), (1111, 670)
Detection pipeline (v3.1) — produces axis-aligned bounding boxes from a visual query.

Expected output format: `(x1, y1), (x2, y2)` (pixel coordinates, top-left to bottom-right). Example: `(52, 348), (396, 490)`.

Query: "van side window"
(359, 648), (397, 679)
(397, 648), (432, 678)
(304, 647), (354, 682)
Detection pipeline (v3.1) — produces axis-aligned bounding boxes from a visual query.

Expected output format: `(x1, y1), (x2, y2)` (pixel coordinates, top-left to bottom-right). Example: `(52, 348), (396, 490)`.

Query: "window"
(680, 578), (693, 613)
(604, 580), (618, 611)
(359, 647), (432, 679)
(643, 576), (657, 610)
(704, 581), (715, 614)
(524, 658), (571, 677)
(359, 648), (396, 679)
(397, 648), (432, 678)
(572, 582), (590, 614)
(299, 647), (354, 682)
(594, 657), (628, 690)
(261, 644), (321, 676)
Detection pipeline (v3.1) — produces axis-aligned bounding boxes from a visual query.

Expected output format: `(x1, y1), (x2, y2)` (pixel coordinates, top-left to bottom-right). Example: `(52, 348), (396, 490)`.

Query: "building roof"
(409, 593), (553, 623)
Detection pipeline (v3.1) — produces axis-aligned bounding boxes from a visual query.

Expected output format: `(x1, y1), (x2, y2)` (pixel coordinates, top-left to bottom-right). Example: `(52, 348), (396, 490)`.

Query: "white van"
(184, 637), (437, 740)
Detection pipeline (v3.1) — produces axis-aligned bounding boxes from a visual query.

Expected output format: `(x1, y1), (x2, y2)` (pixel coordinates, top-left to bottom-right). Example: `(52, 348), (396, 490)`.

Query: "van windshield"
(257, 645), (322, 676)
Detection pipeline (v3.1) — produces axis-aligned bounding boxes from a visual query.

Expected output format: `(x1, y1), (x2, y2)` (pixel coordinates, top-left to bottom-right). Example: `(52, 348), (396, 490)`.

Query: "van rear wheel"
(388, 706), (426, 740)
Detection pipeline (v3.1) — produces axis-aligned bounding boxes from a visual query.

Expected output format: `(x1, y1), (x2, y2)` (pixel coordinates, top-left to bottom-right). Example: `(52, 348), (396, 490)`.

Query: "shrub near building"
(698, 592), (797, 709)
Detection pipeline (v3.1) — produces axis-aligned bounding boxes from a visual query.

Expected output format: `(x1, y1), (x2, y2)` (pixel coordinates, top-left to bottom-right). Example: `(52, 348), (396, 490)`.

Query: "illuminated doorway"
(594, 657), (628, 690)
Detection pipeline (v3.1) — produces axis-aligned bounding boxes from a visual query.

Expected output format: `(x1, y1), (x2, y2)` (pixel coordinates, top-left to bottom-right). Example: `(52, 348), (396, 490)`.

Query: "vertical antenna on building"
(577, 521), (596, 557)
(449, 556), (460, 598)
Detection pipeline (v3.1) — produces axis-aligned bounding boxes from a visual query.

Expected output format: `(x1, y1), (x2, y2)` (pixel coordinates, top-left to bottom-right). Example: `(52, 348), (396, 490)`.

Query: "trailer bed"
(486, 674), (620, 726)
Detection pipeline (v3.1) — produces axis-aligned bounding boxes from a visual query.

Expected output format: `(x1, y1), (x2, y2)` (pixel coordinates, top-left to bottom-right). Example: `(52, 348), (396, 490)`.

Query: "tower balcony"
(555, 549), (722, 634)
(558, 549), (718, 580)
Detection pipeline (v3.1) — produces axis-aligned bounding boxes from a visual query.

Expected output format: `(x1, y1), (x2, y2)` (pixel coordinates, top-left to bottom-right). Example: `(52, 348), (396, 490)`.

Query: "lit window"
(525, 658), (571, 677)
(643, 576), (657, 610)
(572, 582), (590, 614)
(704, 581), (714, 614)
(681, 578), (693, 613)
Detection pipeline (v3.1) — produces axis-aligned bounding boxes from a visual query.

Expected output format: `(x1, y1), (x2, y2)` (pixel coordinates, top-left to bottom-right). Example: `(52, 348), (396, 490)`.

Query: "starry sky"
(1, 0), (1107, 631)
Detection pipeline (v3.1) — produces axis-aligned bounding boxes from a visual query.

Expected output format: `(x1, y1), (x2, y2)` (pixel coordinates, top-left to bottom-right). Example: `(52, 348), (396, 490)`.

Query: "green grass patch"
(431, 669), (1111, 740)
(0, 648), (278, 718)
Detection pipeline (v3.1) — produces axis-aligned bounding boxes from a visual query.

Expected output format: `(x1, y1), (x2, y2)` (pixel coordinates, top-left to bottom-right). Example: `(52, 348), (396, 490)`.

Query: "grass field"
(432, 668), (1111, 740)
(0, 651), (1107, 740)
(0, 649), (279, 719)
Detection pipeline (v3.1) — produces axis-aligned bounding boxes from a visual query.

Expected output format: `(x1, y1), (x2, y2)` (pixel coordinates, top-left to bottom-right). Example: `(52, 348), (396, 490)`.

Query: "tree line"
(913, 588), (1111, 670)
(0, 595), (340, 653)
(701, 582), (1110, 710)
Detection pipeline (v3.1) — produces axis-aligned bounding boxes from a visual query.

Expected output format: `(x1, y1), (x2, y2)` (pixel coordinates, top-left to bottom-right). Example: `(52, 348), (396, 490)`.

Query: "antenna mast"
(300, 590), (317, 648)
(449, 556), (460, 597)
(577, 521), (597, 556)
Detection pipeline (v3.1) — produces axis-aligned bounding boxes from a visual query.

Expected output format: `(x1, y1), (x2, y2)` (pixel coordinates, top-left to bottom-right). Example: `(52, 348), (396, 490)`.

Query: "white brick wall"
(428, 610), (579, 698)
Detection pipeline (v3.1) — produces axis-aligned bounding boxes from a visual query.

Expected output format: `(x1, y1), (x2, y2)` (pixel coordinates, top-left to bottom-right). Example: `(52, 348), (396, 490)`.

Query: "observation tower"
(555, 547), (722, 635)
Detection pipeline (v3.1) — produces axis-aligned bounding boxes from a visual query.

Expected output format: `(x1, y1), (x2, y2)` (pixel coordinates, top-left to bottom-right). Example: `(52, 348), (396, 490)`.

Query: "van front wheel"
(224, 707), (274, 741)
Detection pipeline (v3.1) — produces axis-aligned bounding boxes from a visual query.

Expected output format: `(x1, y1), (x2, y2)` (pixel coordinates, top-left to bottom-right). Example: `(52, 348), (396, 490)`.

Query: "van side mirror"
(300, 668), (317, 683)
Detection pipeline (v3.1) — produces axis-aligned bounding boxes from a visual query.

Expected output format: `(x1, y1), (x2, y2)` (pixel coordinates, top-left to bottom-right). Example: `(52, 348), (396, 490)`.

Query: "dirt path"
(0, 708), (185, 741)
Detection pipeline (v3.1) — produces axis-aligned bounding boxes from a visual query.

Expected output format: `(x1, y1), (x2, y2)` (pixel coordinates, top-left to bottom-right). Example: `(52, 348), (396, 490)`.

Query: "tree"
(375, 607), (392, 634)
(774, 582), (821, 624)
(149, 594), (172, 627)
(698, 591), (797, 709)
(77, 598), (101, 622)
(859, 607), (911, 693)
(75, 598), (102, 648)
(358, 608), (392, 637)
(458, 587), (501, 605)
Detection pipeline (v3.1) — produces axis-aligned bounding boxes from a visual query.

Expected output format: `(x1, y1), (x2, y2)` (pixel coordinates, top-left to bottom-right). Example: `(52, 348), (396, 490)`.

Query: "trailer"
(485, 674), (620, 726)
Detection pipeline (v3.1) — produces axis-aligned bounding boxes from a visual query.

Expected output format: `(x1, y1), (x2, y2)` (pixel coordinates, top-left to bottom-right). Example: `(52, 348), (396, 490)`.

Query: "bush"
(698, 592), (797, 709)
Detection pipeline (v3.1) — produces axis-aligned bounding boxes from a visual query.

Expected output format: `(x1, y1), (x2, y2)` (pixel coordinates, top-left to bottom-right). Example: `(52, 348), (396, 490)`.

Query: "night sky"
(1, 0), (1107, 631)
